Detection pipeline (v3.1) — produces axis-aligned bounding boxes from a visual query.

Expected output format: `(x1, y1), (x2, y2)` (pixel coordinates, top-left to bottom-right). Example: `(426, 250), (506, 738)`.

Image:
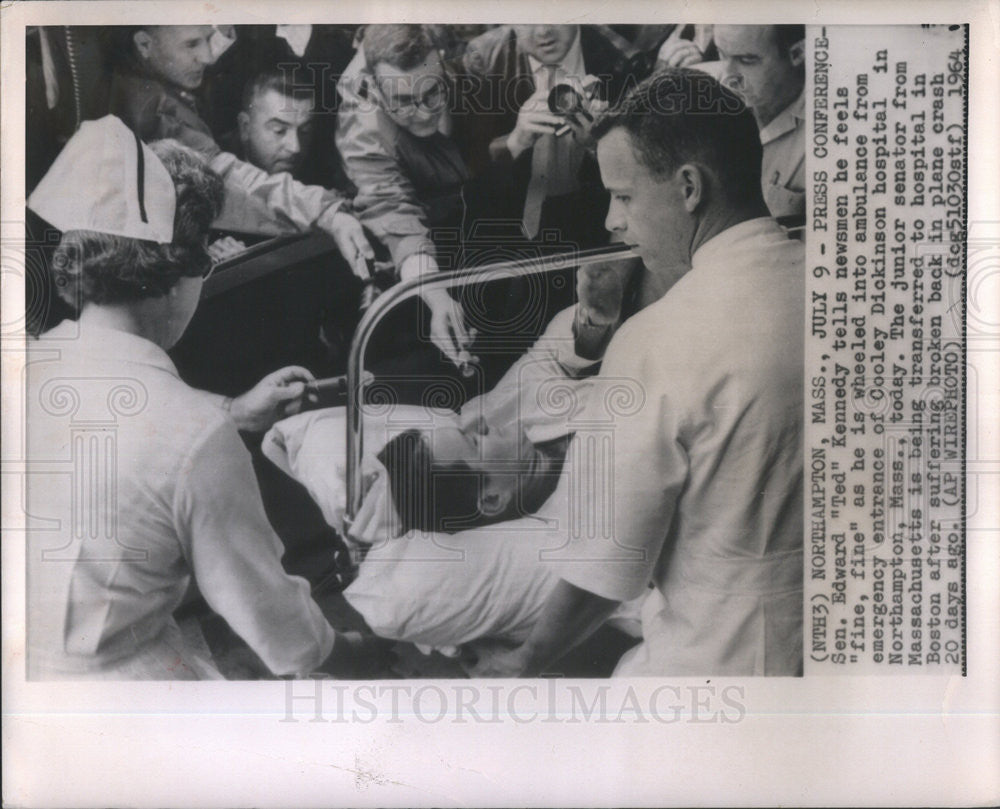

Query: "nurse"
(25, 116), (380, 679)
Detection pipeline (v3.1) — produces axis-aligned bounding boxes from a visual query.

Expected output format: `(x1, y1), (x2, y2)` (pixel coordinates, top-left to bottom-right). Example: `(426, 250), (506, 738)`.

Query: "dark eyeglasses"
(376, 70), (448, 116)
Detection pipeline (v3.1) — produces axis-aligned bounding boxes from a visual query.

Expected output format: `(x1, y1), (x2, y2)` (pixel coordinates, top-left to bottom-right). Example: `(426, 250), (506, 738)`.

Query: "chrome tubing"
(344, 242), (638, 528)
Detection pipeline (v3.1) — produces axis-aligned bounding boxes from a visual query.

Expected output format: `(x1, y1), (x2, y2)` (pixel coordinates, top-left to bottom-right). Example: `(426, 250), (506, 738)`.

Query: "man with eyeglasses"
(337, 24), (473, 367)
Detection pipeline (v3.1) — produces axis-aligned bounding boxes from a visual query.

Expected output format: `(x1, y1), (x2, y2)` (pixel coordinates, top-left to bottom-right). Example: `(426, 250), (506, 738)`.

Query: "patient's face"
(430, 422), (531, 517)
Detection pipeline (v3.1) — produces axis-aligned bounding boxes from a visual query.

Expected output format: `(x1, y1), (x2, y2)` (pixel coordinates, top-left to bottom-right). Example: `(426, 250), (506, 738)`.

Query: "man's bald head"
(132, 26), (215, 91)
(714, 25), (805, 127)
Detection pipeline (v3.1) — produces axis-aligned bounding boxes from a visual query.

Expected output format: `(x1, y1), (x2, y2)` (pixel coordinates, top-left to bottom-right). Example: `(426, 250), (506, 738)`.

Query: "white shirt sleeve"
(173, 417), (336, 676)
(555, 324), (690, 602)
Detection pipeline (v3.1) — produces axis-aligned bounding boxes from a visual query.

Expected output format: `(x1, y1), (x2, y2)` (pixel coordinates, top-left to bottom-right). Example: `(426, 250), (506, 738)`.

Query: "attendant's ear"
(133, 29), (154, 61)
(675, 163), (705, 213)
(787, 39), (805, 68)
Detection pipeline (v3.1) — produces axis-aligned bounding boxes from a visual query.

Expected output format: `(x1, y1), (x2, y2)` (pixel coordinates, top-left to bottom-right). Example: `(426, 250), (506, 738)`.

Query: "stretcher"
(341, 242), (638, 531)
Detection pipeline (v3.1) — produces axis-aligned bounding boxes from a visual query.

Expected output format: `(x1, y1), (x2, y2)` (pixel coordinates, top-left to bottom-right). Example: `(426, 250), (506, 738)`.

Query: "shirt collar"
(525, 28), (586, 82)
(39, 320), (181, 378)
(758, 90), (805, 145)
(691, 217), (787, 270)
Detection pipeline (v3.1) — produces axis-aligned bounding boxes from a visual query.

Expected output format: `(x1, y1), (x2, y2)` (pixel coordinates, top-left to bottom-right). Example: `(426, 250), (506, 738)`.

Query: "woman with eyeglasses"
(26, 117), (384, 679)
(336, 24), (474, 371)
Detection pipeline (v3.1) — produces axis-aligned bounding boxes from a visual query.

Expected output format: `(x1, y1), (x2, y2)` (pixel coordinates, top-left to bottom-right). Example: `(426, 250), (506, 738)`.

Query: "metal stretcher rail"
(344, 242), (638, 528)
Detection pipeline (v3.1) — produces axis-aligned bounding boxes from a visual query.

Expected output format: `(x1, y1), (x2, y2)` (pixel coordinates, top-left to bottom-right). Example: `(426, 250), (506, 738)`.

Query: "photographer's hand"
(507, 86), (565, 159)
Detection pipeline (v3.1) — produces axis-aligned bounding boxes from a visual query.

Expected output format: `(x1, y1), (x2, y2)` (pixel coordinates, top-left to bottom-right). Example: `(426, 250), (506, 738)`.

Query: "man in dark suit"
(456, 25), (642, 247)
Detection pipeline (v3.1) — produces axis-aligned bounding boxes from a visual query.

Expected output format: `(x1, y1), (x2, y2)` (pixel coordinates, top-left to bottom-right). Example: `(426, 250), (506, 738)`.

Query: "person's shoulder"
(463, 25), (516, 75)
(109, 68), (164, 120)
(580, 25), (631, 72)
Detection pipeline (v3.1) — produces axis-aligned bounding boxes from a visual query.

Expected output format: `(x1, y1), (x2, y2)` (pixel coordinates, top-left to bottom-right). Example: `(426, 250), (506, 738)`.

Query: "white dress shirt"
(759, 91), (806, 218)
(550, 218), (805, 676)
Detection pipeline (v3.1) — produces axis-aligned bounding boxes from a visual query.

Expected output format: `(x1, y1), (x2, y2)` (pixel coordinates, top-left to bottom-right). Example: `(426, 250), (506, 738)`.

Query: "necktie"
(521, 64), (583, 239)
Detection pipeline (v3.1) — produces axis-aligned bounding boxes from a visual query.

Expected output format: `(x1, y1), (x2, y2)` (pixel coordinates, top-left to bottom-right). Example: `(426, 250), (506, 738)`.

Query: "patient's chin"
(478, 493), (511, 518)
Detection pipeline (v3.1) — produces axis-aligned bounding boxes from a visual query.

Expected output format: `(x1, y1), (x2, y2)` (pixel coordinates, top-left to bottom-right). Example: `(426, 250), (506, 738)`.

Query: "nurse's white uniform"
(26, 322), (335, 679)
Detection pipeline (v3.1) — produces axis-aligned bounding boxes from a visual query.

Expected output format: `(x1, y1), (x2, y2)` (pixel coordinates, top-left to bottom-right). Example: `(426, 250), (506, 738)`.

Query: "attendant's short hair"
(773, 24), (805, 56)
(241, 70), (314, 114)
(363, 24), (438, 71)
(52, 139), (223, 306)
(592, 69), (764, 206)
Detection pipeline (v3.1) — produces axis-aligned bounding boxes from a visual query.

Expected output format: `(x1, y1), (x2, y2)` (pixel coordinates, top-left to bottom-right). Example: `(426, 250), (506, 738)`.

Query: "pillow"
(261, 404), (456, 535)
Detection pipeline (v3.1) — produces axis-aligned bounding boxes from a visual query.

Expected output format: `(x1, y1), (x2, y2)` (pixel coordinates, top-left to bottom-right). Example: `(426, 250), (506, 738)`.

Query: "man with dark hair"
(108, 25), (374, 277)
(458, 25), (639, 243)
(376, 426), (568, 535)
(713, 24), (806, 219)
(463, 69), (804, 678)
(234, 72), (316, 177)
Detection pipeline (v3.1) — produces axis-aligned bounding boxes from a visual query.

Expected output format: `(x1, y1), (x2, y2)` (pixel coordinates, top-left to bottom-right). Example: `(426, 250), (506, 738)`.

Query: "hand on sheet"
(458, 639), (530, 678)
(207, 235), (246, 264)
(322, 208), (376, 279)
(230, 366), (316, 432)
(347, 471), (399, 545)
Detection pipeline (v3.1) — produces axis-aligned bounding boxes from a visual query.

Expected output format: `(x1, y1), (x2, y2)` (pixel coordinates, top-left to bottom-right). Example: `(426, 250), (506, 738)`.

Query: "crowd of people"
(25, 23), (807, 680)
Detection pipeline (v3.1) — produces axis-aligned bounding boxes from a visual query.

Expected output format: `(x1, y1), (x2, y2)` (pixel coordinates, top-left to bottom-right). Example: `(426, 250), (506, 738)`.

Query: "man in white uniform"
(464, 69), (804, 677)
(713, 24), (805, 220)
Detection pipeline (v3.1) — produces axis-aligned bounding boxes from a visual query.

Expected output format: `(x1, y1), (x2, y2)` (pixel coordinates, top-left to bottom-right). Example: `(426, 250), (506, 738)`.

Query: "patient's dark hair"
(377, 429), (567, 534)
(378, 430), (480, 534)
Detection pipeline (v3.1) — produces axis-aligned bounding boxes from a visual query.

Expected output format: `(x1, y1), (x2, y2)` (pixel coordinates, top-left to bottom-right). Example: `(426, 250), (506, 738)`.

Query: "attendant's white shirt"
(26, 321), (335, 679)
(550, 218), (805, 676)
(759, 91), (806, 218)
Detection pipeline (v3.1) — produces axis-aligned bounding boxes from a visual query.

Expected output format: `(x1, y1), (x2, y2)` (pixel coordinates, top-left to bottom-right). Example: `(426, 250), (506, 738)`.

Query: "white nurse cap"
(28, 115), (176, 244)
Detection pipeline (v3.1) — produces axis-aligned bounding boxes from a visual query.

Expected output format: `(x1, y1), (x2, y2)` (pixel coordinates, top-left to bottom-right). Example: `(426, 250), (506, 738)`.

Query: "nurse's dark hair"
(51, 138), (224, 307)
(591, 68), (764, 207)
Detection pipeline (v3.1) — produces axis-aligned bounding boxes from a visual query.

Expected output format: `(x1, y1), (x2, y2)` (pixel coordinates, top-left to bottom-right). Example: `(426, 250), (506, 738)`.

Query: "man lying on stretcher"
(264, 255), (641, 543)
(262, 255), (649, 654)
